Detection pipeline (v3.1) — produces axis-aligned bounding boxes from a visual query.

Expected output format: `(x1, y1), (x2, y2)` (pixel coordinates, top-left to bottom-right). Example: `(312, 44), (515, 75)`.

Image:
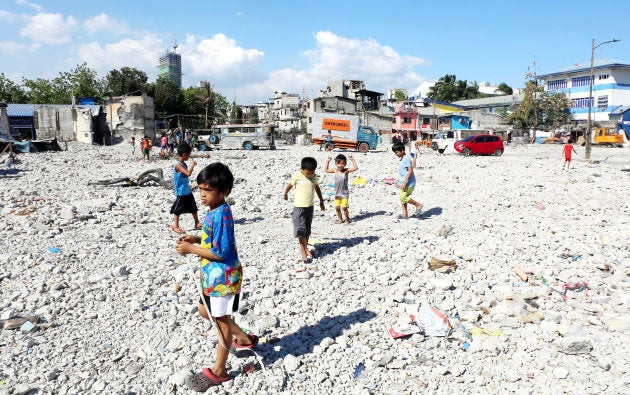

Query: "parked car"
(454, 134), (504, 156)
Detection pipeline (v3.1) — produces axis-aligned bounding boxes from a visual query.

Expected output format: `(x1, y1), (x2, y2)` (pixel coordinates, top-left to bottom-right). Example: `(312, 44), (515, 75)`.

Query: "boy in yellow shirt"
(283, 157), (325, 262)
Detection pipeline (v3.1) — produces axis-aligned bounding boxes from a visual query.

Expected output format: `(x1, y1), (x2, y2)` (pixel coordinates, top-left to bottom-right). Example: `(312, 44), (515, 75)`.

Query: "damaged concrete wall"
(35, 106), (75, 141)
(107, 94), (155, 141)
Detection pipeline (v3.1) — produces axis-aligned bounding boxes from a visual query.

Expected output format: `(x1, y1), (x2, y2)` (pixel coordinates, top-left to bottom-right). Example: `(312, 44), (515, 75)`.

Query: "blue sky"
(1, 0), (628, 104)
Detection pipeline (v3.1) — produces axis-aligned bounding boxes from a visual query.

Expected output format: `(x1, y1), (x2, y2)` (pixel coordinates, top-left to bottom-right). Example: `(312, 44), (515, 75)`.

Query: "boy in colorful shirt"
(392, 141), (423, 218)
(284, 157), (325, 262)
(175, 162), (258, 390)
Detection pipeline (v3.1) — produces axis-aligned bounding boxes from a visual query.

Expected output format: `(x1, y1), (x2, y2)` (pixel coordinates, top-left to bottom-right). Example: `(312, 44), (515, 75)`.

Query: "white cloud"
(83, 13), (130, 35)
(16, 0), (43, 12)
(74, 34), (163, 77)
(20, 12), (77, 44)
(0, 10), (18, 21)
(234, 31), (431, 103)
(0, 40), (40, 55)
(183, 33), (264, 84)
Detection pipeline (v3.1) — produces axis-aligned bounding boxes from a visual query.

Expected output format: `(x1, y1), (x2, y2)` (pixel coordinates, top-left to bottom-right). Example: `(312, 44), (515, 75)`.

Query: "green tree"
(58, 63), (106, 100)
(229, 101), (243, 124)
(540, 92), (571, 131)
(507, 80), (543, 139)
(22, 77), (67, 103)
(427, 74), (482, 102)
(105, 67), (148, 96)
(0, 73), (28, 102)
(394, 89), (407, 101)
(496, 83), (513, 95)
(154, 76), (185, 117)
(248, 108), (259, 124)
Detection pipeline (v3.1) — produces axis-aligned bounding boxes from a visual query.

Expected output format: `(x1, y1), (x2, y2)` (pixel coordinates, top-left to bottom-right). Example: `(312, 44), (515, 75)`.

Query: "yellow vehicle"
(578, 127), (624, 147)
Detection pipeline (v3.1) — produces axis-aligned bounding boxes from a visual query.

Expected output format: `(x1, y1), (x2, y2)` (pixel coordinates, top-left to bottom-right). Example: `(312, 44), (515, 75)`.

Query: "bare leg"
(212, 315), (232, 379)
(401, 203), (408, 218)
(335, 207), (343, 222)
(408, 198), (423, 212)
(343, 207), (350, 223)
(173, 214), (180, 228)
(193, 212), (201, 228)
(298, 236), (308, 261)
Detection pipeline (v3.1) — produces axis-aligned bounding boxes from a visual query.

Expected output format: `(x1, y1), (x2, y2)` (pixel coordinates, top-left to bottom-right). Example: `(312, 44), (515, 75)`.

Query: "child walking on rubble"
(324, 154), (358, 224)
(392, 141), (423, 219)
(175, 162), (258, 390)
(169, 143), (201, 234)
(563, 139), (577, 169)
(284, 157), (325, 262)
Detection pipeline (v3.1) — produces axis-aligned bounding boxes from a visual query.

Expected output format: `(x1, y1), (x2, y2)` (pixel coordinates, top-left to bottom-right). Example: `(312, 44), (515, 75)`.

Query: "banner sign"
(322, 118), (351, 131)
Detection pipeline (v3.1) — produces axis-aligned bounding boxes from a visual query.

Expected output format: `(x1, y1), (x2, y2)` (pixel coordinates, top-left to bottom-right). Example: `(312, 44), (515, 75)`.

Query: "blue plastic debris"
(353, 362), (365, 380)
(461, 341), (470, 350)
(47, 247), (61, 253)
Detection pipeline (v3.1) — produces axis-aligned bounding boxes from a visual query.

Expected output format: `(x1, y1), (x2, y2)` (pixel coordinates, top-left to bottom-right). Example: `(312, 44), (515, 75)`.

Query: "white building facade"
(539, 61), (630, 123)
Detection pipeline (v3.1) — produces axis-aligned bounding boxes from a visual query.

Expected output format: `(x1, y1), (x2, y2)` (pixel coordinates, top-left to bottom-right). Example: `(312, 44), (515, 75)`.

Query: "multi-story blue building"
(539, 61), (630, 126)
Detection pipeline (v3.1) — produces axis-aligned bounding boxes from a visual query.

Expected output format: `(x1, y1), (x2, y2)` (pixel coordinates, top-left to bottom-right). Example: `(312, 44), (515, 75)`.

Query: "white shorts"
(200, 293), (240, 317)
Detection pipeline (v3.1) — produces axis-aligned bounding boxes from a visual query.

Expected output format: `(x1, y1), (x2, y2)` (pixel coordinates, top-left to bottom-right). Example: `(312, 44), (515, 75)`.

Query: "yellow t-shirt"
(291, 172), (318, 207)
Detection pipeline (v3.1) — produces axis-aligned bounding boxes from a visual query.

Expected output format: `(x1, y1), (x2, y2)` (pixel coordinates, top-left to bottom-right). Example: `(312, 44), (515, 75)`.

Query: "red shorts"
(564, 156), (571, 162)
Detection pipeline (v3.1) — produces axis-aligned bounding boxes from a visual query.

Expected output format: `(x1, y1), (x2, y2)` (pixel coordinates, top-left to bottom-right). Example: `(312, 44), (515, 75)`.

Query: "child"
(319, 130), (332, 151)
(324, 154), (358, 224)
(563, 139), (577, 169)
(409, 136), (421, 168)
(175, 162), (258, 390)
(392, 141), (423, 218)
(169, 143), (201, 234)
(130, 136), (136, 157)
(283, 157), (325, 262)
(160, 134), (168, 156)
(140, 136), (150, 161)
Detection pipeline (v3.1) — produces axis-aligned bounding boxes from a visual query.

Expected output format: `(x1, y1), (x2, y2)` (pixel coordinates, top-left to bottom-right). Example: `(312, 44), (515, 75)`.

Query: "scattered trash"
(471, 327), (502, 337)
(172, 283), (182, 293)
(388, 323), (422, 339)
(534, 202), (545, 210)
(514, 266), (529, 282)
(242, 362), (260, 375)
(351, 177), (367, 186)
(412, 304), (452, 337)
(47, 247), (61, 254)
(3, 316), (39, 330)
(20, 321), (37, 333)
(428, 257), (457, 271)
(461, 341), (470, 350)
(15, 205), (37, 215)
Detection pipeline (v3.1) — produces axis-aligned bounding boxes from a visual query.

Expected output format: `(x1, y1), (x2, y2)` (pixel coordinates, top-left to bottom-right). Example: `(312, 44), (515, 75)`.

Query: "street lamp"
(585, 38), (620, 160)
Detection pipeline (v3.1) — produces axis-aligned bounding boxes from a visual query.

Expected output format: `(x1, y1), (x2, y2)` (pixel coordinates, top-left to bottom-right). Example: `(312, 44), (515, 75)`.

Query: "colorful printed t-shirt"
(291, 172), (319, 207)
(200, 203), (242, 297)
(398, 155), (416, 188)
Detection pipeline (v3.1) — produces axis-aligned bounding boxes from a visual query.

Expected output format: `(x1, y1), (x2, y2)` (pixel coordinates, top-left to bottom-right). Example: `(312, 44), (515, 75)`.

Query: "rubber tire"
(493, 148), (503, 156)
(270, 145), (276, 150)
(243, 142), (254, 150)
(462, 148), (472, 157)
(325, 143), (334, 152)
(358, 142), (369, 153)
(198, 142), (207, 151)
(209, 135), (219, 144)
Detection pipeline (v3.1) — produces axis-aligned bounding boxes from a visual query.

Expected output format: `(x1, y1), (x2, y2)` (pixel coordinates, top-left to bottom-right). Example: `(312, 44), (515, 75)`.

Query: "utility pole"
(585, 38), (620, 160)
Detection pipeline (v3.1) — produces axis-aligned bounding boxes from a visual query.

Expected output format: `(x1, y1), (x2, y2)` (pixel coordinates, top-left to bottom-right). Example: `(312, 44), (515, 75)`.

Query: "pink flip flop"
(232, 334), (259, 350)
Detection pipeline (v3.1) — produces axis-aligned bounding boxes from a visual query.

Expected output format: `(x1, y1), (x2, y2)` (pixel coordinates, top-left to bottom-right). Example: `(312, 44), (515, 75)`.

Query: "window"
(598, 74), (609, 80)
(547, 79), (567, 90)
(571, 97), (593, 108)
(403, 116), (412, 124)
(571, 76), (592, 87)
(597, 95), (608, 111)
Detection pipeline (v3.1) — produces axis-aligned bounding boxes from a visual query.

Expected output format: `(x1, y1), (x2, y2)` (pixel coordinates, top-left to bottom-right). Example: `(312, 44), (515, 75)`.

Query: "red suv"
(454, 134), (504, 156)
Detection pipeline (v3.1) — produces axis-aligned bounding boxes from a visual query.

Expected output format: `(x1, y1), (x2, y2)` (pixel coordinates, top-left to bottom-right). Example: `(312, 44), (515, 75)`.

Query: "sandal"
(335, 220), (343, 224)
(169, 225), (185, 234)
(185, 368), (229, 392)
(232, 334), (259, 350)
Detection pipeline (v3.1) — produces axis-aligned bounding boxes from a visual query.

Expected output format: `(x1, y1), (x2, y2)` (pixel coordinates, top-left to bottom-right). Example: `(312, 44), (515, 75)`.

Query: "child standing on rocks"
(130, 136), (136, 157)
(169, 143), (201, 234)
(140, 136), (150, 161)
(284, 157), (325, 262)
(392, 141), (422, 219)
(563, 139), (577, 169)
(324, 154), (358, 224)
(175, 162), (258, 390)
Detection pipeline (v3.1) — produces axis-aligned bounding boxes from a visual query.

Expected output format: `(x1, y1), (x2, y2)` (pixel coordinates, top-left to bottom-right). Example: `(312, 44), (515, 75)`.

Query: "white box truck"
(312, 112), (378, 153)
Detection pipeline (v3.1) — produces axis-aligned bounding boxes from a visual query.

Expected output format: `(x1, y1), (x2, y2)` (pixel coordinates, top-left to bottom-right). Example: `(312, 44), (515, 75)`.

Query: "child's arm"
(324, 157), (335, 173)
(176, 160), (197, 177)
(347, 155), (359, 173)
(283, 183), (292, 200)
(314, 185), (325, 210)
(175, 239), (223, 261)
(572, 146), (577, 154)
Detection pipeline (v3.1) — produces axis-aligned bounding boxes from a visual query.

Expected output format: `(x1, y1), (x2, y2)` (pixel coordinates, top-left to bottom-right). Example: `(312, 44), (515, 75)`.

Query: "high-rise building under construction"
(158, 46), (182, 87)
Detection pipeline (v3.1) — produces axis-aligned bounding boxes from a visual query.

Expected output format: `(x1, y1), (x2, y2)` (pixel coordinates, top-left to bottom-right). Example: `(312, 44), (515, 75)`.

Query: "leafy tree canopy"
(427, 74), (484, 102)
(105, 67), (149, 97)
(0, 73), (28, 103)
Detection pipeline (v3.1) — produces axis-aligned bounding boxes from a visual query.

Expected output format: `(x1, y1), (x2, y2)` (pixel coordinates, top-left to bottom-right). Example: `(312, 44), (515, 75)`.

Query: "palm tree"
(495, 83), (513, 95)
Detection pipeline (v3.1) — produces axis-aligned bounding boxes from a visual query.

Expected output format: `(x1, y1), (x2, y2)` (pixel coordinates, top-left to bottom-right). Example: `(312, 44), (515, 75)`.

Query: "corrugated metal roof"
(539, 60), (630, 79)
(609, 105), (630, 115)
(453, 93), (524, 108)
(7, 103), (102, 117)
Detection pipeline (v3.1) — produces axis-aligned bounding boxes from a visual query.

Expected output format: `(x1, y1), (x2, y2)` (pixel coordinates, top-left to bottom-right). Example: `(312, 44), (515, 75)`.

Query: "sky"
(1, 0), (628, 104)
